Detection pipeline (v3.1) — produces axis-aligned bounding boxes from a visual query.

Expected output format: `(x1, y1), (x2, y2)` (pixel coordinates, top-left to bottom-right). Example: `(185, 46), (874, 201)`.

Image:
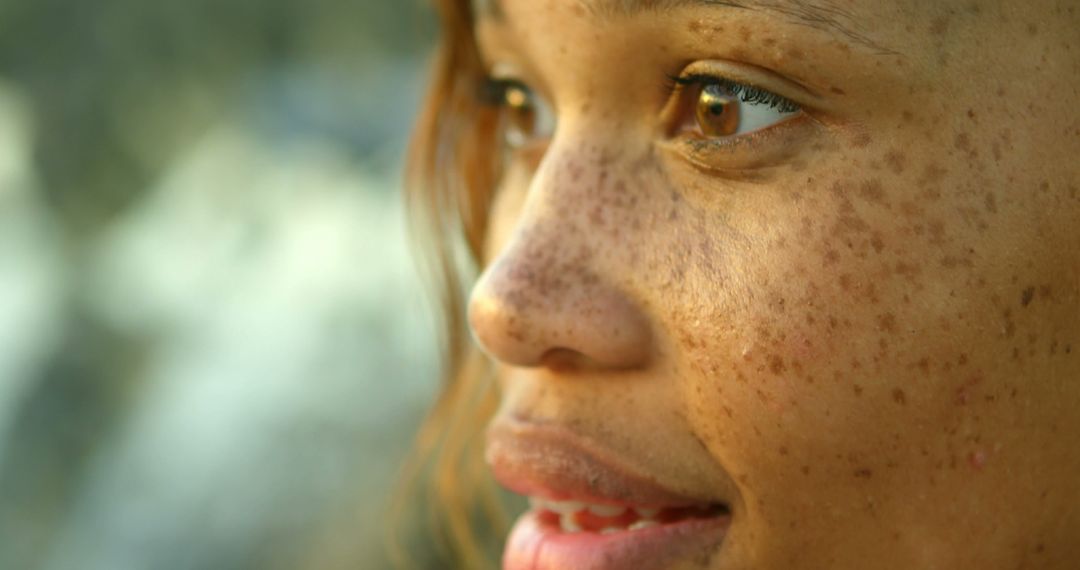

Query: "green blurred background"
(0, 1), (440, 568)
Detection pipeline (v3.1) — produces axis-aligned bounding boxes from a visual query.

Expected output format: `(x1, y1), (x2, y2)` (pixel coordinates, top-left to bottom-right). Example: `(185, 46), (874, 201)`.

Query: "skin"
(465, 0), (1080, 567)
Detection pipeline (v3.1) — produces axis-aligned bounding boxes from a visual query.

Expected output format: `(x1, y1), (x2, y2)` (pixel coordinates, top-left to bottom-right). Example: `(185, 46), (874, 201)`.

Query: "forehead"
(475, 0), (909, 55)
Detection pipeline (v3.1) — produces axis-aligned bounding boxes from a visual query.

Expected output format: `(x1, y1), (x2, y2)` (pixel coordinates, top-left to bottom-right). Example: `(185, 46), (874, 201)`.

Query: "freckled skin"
(468, 0), (1080, 568)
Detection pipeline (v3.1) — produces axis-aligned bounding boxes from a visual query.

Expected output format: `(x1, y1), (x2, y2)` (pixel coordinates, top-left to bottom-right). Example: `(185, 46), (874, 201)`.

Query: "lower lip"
(503, 510), (731, 570)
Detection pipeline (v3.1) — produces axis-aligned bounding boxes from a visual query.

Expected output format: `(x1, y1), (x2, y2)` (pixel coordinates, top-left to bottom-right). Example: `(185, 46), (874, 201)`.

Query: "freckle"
(768, 355), (786, 374)
(983, 191), (998, 213)
(858, 179), (887, 205)
(739, 26), (752, 41)
(870, 234), (885, 254)
(1021, 286), (1035, 307)
(892, 388), (907, 405)
(1027, 23), (1038, 35)
(1039, 180), (1050, 192)
(853, 384), (863, 396)
(779, 446), (788, 455)
(884, 150), (906, 174)
(853, 132), (872, 147)
(894, 261), (919, 278)
(854, 468), (873, 479)
(801, 465), (810, 475)
(824, 249), (840, 265)
(876, 313), (898, 333)
(929, 16), (949, 35)
(954, 133), (971, 151)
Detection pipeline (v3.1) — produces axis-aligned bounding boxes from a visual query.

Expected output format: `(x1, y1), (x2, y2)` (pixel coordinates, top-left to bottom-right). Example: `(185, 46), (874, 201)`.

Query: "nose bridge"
(467, 139), (654, 370)
(526, 136), (619, 229)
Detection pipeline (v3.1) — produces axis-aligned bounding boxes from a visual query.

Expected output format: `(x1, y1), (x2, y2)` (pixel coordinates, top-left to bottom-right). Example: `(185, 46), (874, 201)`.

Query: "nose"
(467, 163), (653, 372)
(469, 244), (653, 370)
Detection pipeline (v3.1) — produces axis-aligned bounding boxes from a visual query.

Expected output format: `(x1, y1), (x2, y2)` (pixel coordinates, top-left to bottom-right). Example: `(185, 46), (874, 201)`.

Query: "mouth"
(529, 497), (729, 534)
(487, 421), (732, 570)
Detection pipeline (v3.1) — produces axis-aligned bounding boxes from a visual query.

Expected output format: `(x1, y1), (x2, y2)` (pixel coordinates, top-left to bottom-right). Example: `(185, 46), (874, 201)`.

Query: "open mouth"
(488, 421), (735, 570)
(505, 498), (732, 570)
(530, 497), (730, 535)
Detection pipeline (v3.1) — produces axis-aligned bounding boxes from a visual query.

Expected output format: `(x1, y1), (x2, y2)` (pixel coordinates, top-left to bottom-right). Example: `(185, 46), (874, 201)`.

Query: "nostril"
(539, 348), (586, 373)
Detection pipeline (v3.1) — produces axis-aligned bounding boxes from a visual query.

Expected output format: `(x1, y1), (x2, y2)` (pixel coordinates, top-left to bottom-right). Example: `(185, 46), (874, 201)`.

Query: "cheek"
(668, 158), (1014, 476)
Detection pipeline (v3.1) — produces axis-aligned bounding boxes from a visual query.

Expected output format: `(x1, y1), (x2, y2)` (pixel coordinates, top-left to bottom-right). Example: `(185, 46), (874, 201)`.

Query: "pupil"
(709, 103), (726, 116)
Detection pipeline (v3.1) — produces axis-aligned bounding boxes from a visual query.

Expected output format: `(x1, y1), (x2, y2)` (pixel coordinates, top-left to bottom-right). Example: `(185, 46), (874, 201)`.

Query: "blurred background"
(0, 1), (440, 568)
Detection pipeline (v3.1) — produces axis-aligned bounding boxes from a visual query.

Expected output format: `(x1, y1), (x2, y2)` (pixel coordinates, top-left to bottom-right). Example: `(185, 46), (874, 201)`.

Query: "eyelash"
(665, 73), (801, 114)
(479, 75), (800, 113)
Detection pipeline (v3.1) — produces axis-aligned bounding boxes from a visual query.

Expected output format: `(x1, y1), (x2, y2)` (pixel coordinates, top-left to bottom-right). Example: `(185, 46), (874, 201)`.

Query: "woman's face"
(467, 0), (1080, 568)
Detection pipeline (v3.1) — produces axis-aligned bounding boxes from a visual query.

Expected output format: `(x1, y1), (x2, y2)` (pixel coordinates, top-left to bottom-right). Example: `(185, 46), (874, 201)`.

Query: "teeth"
(635, 507), (660, 519)
(530, 496), (682, 534)
(629, 520), (660, 531)
(537, 499), (587, 515)
(559, 512), (582, 533)
(587, 504), (627, 517)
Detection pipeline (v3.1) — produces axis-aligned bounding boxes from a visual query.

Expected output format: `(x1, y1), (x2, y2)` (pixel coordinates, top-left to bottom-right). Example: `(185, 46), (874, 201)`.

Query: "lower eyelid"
(665, 114), (817, 172)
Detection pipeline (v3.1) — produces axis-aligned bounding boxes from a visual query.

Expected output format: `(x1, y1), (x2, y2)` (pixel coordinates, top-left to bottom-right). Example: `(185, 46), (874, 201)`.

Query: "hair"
(388, 0), (509, 568)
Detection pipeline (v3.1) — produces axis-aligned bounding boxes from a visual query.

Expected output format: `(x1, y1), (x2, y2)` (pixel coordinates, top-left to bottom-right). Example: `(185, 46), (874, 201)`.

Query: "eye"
(481, 77), (556, 149)
(671, 74), (801, 139)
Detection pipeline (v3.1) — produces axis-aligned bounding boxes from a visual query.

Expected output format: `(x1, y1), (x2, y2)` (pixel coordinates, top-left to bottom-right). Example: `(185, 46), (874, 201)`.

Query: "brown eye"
(504, 84), (538, 144)
(483, 79), (555, 149)
(696, 84), (741, 137)
(672, 74), (801, 140)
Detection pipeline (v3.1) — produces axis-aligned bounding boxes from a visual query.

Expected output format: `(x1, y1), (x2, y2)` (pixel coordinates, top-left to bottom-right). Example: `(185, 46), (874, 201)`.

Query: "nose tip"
(468, 255), (653, 371)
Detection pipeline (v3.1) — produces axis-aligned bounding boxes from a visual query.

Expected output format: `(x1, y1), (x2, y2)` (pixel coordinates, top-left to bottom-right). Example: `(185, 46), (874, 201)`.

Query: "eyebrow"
(475, 0), (897, 56)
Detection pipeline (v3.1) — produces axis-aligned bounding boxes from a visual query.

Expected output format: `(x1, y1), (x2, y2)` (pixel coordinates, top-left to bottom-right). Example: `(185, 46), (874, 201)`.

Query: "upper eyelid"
(674, 60), (828, 109)
(667, 74), (801, 113)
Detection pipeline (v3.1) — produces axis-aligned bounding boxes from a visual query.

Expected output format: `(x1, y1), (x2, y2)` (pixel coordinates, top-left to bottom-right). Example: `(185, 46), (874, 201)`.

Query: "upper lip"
(486, 418), (723, 509)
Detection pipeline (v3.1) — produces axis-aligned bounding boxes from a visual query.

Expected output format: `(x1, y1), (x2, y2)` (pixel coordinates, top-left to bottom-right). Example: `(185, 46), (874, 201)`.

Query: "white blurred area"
(0, 84), (66, 465)
(0, 64), (438, 569)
